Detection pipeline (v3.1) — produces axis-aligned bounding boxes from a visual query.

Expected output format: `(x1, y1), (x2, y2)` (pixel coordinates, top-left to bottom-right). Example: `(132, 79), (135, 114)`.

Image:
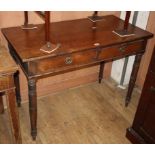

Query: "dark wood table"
(0, 46), (21, 143)
(2, 15), (153, 140)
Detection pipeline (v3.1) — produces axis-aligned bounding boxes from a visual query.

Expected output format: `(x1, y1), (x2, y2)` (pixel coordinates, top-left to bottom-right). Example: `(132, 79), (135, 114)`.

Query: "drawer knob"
(119, 46), (126, 52)
(65, 57), (73, 65)
(150, 86), (155, 92)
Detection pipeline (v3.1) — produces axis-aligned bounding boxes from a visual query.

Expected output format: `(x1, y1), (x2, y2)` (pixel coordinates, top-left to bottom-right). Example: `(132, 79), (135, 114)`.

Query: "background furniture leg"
(6, 89), (22, 143)
(99, 62), (105, 83)
(28, 79), (37, 140)
(0, 93), (4, 114)
(14, 71), (21, 107)
(125, 54), (143, 106)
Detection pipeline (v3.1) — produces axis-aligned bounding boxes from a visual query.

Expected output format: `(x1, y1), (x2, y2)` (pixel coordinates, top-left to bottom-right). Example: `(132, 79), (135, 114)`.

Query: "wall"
(0, 11), (120, 101)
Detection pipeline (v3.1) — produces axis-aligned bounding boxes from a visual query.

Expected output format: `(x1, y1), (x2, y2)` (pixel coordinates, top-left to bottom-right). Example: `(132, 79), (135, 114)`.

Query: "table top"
(2, 15), (153, 62)
(0, 46), (18, 75)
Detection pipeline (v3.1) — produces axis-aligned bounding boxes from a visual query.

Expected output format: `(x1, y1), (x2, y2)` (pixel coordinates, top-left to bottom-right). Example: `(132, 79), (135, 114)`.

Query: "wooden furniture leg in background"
(6, 89), (22, 143)
(125, 54), (143, 106)
(99, 62), (105, 83)
(28, 78), (37, 140)
(14, 71), (21, 107)
(0, 93), (4, 114)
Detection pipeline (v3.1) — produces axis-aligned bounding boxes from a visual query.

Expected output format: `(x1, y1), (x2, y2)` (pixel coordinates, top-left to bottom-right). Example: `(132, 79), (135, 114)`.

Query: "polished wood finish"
(35, 11), (50, 42)
(2, 15), (153, 140)
(35, 11), (51, 48)
(2, 15), (153, 62)
(29, 49), (97, 76)
(98, 40), (145, 61)
(45, 11), (50, 42)
(0, 11), (120, 102)
(24, 11), (28, 26)
(126, 46), (155, 144)
(0, 47), (21, 143)
(124, 11), (131, 31)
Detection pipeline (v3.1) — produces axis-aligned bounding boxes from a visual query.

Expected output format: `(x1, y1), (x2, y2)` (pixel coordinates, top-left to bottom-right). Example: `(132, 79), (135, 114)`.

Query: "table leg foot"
(31, 129), (37, 140)
(99, 78), (101, 83)
(125, 98), (130, 107)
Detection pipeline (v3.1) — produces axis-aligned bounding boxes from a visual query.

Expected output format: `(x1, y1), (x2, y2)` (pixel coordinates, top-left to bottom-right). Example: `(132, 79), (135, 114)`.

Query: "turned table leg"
(14, 71), (21, 107)
(28, 78), (37, 140)
(125, 54), (143, 106)
(6, 89), (22, 143)
(0, 93), (4, 114)
(99, 62), (105, 83)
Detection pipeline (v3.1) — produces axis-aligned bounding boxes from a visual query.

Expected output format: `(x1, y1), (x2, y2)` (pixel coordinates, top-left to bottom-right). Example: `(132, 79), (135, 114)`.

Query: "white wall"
(111, 11), (150, 86)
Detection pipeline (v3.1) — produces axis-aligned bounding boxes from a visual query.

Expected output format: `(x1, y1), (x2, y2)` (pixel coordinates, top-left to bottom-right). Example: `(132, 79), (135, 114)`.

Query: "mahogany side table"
(2, 15), (153, 140)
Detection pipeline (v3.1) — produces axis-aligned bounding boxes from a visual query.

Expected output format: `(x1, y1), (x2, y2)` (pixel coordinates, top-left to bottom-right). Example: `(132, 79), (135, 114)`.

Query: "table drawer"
(0, 75), (14, 91)
(98, 40), (145, 61)
(29, 49), (97, 74)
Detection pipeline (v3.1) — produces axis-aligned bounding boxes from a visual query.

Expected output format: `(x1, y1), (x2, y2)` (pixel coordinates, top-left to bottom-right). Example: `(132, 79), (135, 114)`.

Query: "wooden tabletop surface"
(0, 46), (18, 75)
(2, 15), (153, 62)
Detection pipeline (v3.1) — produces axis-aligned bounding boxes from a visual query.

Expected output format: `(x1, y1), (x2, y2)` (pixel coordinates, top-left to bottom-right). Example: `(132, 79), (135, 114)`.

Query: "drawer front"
(98, 40), (145, 61)
(0, 75), (14, 91)
(29, 50), (97, 75)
